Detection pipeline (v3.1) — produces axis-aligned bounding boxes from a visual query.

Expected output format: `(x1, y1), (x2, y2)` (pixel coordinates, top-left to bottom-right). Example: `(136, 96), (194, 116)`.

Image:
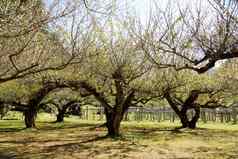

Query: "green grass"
(0, 113), (238, 159)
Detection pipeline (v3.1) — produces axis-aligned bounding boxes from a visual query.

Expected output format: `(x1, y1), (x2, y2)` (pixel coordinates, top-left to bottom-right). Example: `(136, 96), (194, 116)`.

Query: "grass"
(0, 113), (238, 159)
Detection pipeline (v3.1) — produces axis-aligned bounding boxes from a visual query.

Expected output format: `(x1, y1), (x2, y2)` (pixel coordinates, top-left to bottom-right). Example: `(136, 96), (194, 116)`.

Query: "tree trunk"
(188, 107), (200, 129)
(55, 101), (76, 122)
(180, 115), (189, 128)
(165, 90), (200, 129)
(179, 107), (189, 128)
(0, 104), (5, 120)
(177, 107), (200, 129)
(56, 110), (65, 122)
(24, 107), (37, 128)
(105, 109), (123, 137)
(56, 113), (64, 122)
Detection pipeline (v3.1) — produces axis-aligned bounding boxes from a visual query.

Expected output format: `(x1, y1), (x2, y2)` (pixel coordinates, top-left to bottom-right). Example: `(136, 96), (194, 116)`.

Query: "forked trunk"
(177, 107), (200, 129)
(165, 90), (200, 129)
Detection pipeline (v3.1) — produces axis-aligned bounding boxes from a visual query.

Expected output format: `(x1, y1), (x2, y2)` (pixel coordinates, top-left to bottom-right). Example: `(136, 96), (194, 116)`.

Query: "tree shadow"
(0, 122), (100, 133)
(42, 135), (139, 158)
(2, 122), (236, 159)
(0, 128), (26, 133)
(123, 126), (216, 142)
(79, 135), (109, 144)
(38, 122), (100, 131)
(128, 127), (182, 135)
(0, 152), (16, 159)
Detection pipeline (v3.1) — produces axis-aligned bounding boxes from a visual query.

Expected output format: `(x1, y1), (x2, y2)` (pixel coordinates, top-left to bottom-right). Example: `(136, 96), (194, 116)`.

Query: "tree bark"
(22, 81), (71, 128)
(175, 106), (201, 129)
(55, 101), (78, 122)
(188, 106), (200, 129)
(80, 70), (135, 137)
(105, 100), (133, 137)
(24, 107), (37, 128)
(180, 115), (189, 128)
(165, 90), (200, 129)
(105, 109), (123, 137)
(179, 106), (189, 128)
(56, 110), (65, 122)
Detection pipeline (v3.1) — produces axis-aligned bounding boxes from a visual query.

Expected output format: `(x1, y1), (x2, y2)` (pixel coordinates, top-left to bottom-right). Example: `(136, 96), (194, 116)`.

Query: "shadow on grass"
(127, 126), (183, 135)
(0, 135), (108, 146)
(123, 126), (217, 142)
(39, 122), (99, 130)
(42, 135), (138, 158)
(0, 128), (26, 133)
(0, 121), (100, 133)
(1, 121), (238, 159)
(0, 152), (16, 159)
(79, 135), (109, 144)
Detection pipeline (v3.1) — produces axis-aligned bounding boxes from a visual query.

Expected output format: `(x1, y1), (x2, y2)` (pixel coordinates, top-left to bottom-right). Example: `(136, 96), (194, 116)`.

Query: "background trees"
(0, 0), (238, 138)
(42, 89), (82, 122)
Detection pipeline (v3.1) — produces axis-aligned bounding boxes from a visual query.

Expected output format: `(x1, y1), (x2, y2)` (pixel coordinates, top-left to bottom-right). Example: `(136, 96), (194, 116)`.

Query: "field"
(0, 114), (238, 159)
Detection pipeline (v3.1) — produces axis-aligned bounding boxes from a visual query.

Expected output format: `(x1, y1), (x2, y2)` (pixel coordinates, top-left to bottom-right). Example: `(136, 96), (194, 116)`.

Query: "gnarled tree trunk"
(105, 108), (124, 137)
(188, 106), (200, 129)
(176, 107), (201, 129)
(80, 72), (135, 137)
(104, 90), (134, 137)
(165, 90), (200, 129)
(24, 106), (37, 128)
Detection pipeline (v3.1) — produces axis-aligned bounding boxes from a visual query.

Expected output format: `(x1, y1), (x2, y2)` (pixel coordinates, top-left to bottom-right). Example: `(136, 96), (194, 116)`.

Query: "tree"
(55, 100), (80, 122)
(0, 0), (96, 126)
(164, 88), (225, 128)
(0, 0), (91, 84)
(213, 58), (238, 104)
(41, 89), (82, 122)
(133, 0), (237, 74)
(126, 0), (238, 128)
(147, 67), (227, 128)
(65, 16), (153, 136)
(0, 78), (81, 128)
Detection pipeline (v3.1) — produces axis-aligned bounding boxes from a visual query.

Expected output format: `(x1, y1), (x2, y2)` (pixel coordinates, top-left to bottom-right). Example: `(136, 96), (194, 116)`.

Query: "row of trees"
(0, 0), (237, 137)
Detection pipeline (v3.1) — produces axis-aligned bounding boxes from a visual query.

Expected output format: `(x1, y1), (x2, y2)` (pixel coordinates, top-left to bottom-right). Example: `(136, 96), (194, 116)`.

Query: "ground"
(0, 114), (238, 159)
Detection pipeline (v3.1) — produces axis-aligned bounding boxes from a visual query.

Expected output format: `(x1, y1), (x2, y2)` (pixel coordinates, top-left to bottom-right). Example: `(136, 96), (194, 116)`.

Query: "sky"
(131, 0), (211, 22)
(44, 0), (211, 16)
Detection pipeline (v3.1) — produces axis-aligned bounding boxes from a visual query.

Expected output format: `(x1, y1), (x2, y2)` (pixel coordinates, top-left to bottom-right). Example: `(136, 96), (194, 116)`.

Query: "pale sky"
(131, 0), (211, 22)
(44, 0), (212, 21)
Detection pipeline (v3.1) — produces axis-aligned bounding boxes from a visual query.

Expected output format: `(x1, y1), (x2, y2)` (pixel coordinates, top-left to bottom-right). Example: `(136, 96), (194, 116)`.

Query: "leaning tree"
(148, 67), (227, 128)
(0, 78), (83, 128)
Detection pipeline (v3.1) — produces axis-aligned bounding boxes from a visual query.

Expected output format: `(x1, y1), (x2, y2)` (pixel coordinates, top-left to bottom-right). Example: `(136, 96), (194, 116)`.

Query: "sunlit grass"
(0, 113), (238, 159)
